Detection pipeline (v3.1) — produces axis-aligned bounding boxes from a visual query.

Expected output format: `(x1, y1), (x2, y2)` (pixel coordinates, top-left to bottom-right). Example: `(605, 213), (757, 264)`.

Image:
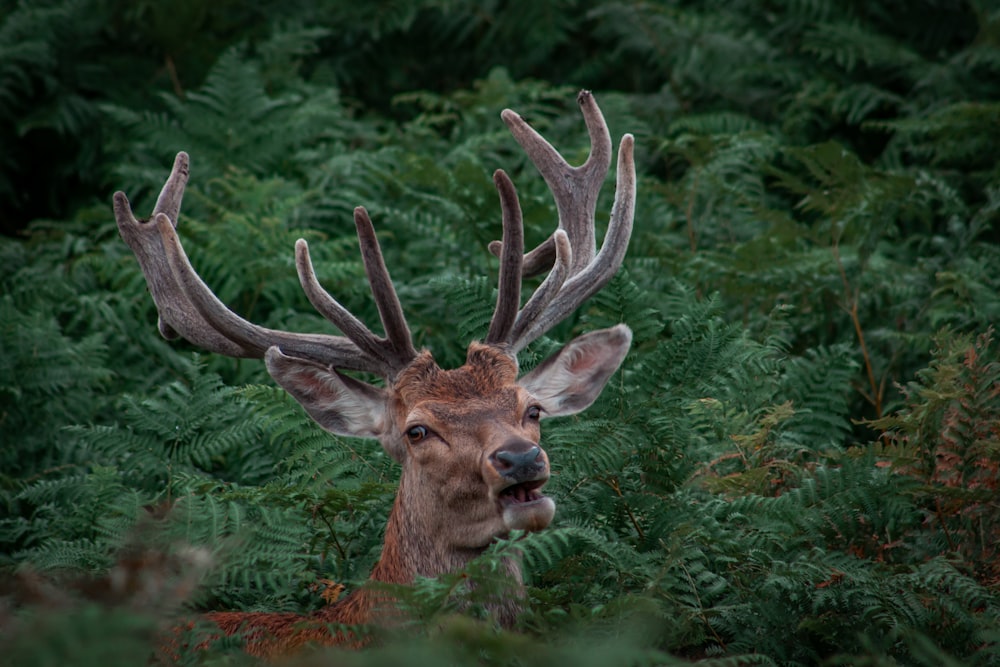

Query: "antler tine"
(114, 152), (401, 377)
(352, 207), (418, 367)
(295, 208), (418, 374)
(485, 170), (524, 345)
(511, 133), (635, 351)
(497, 90), (613, 276)
(509, 230), (571, 344)
(294, 238), (390, 364)
(487, 236), (556, 280)
(487, 91), (636, 353)
(152, 151), (189, 230)
(115, 152), (189, 342)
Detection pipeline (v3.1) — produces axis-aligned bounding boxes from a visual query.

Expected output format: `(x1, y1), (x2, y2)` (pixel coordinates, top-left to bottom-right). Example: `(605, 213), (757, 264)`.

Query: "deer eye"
(405, 425), (429, 444)
(525, 405), (542, 422)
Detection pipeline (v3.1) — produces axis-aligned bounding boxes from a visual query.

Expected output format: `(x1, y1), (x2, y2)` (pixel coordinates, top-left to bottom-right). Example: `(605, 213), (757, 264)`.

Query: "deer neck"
(358, 480), (524, 628)
(371, 482), (505, 583)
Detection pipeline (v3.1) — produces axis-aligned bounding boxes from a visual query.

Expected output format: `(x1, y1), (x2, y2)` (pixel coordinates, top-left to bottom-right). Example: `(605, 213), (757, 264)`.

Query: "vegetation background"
(2, 0), (999, 665)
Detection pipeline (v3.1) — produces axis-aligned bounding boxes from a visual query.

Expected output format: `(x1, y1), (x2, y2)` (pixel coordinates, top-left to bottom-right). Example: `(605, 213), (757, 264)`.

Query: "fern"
(3, 2), (1000, 664)
(869, 328), (1000, 585)
(104, 37), (365, 204)
(0, 0), (108, 226)
(780, 344), (859, 450)
(0, 292), (113, 476)
(873, 101), (1000, 174)
(802, 20), (923, 73)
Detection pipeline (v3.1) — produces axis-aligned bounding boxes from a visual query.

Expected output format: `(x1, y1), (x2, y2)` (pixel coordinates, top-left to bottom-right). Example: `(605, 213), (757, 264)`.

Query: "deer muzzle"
(492, 439), (555, 532)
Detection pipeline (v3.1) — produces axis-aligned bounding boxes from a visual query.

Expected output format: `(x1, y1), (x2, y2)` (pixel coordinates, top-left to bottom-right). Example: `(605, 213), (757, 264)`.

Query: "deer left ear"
(264, 347), (389, 440)
(518, 324), (631, 417)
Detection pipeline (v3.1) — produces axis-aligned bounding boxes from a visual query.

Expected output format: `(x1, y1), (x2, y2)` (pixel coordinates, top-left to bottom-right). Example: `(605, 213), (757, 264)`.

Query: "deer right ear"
(265, 347), (389, 441)
(519, 324), (632, 417)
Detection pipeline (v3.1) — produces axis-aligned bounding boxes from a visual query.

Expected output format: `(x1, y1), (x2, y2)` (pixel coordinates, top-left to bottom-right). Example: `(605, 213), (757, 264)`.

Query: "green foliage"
(0, 291), (113, 476)
(0, 0), (108, 229)
(104, 34), (367, 202)
(870, 329), (1000, 585)
(3, 1), (1000, 665)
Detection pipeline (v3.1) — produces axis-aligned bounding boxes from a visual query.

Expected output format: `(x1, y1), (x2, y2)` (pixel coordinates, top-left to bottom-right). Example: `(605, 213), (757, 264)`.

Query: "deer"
(113, 91), (635, 658)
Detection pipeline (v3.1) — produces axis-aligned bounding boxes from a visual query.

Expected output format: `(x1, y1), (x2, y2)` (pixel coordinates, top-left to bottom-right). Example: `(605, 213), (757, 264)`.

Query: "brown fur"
(120, 95), (635, 662)
(187, 322), (631, 659)
(202, 344), (540, 658)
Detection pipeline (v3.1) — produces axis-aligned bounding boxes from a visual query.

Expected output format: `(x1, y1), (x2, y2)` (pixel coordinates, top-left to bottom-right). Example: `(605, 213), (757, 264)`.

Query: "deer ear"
(265, 347), (388, 440)
(518, 324), (632, 417)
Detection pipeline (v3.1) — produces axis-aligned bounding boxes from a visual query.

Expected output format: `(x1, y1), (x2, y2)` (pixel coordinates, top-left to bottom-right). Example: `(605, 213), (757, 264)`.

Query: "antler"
(113, 152), (417, 378)
(115, 91), (631, 376)
(485, 90), (636, 352)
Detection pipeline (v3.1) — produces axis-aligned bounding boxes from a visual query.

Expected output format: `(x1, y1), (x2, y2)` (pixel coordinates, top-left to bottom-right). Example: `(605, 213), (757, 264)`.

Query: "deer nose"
(490, 440), (545, 481)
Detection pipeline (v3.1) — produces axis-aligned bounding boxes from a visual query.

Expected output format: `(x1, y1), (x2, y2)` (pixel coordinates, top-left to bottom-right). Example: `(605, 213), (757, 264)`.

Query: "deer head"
(113, 91), (635, 648)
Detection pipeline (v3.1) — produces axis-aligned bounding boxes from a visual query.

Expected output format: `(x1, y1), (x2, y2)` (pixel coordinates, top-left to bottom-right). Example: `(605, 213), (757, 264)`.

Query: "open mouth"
(498, 478), (547, 506)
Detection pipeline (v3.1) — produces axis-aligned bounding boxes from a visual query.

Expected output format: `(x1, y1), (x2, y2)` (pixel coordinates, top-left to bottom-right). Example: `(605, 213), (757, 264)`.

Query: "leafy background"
(2, 0), (999, 665)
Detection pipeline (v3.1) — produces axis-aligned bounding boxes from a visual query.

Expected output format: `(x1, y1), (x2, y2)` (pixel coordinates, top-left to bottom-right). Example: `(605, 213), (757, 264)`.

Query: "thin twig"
(935, 497), (956, 552)
(317, 507), (348, 562)
(678, 558), (726, 647)
(831, 237), (882, 417)
(607, 477), (645, 541)
(165, 54), (184, 99)
(686, 171), (699, 253)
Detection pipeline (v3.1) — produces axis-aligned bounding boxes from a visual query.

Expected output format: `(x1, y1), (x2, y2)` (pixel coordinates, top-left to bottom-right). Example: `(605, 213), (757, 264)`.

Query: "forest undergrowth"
(2, 1), (999, 665)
